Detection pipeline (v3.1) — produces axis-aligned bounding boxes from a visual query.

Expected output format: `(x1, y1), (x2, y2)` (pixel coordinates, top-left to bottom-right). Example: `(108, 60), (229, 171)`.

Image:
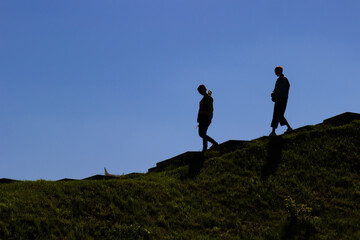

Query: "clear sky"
(1, 1), (359, 180)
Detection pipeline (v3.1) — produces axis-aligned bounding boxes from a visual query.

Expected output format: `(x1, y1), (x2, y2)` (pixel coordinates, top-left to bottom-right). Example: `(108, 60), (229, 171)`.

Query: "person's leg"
(279, 116), (289, 127)
(270, 127), (277, 136)
(280, 116), (292, 129)
(270, 102), (281, 136)
(282, 118), (292, 132)
(207, 136), (217, 145)
(199, 122), (218, 151)
(199, 122), (208, 152)
(206, 134), (217, 148)
(205, 128), (218, 149)
(278, 100), (292, 131)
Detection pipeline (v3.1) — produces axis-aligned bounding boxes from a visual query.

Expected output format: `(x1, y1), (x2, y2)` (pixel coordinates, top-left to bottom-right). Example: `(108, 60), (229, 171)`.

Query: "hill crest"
(0, 113), (359, 239)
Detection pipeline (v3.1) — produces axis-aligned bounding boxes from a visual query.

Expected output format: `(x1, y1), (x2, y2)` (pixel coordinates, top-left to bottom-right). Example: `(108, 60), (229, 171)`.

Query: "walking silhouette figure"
(197, 84), (218, 152)
(270, 66), (293, 136)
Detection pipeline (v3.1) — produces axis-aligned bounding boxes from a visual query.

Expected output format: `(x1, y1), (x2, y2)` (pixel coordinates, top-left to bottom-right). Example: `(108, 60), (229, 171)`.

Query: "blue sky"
(1, 1), (360, 180)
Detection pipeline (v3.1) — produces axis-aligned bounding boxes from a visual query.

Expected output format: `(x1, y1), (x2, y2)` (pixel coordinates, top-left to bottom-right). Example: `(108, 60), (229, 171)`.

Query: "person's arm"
(197, 102), (200, 123)
(207, 96), (213, 122)
(271, 80), (279, 101)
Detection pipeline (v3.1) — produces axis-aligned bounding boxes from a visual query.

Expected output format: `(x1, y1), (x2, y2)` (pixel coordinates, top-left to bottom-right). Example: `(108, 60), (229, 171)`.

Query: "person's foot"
(269, 131), (277, 137)
(210, 142), (219, 150)
(285, 127), (293, 133)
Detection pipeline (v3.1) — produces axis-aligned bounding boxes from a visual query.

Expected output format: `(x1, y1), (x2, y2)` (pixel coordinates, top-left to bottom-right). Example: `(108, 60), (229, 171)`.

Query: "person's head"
(274, 66), (283, 76)
(197, 84), (207, 95)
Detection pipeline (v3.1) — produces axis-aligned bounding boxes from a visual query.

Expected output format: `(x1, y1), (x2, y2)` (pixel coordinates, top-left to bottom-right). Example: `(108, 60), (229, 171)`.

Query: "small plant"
(284, 196), (312, 222)
(282, 196), (320, 239)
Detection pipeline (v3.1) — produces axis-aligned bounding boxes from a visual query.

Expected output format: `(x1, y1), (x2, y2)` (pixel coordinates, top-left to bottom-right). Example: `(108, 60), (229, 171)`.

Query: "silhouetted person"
(270, 66), (292, 136)
(197, 84), (218, 152)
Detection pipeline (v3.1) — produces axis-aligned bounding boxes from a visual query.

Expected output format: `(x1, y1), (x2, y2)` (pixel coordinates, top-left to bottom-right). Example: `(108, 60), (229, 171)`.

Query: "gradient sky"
(1, 1), (360, 180)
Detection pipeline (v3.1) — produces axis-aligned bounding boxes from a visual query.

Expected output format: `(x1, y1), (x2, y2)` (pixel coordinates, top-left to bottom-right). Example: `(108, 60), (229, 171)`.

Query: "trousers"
(198, 121), (216, 151)
(271, 99), (289, 129)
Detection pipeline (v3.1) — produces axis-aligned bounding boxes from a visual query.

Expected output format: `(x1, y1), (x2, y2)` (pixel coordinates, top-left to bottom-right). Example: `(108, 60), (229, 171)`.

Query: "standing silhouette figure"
(197, 84), (218, 152)
(270, 66), (293, 136)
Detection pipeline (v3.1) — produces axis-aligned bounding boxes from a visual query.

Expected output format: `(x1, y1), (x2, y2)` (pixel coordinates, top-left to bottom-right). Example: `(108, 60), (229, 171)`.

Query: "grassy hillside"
(1, 120), (360, 239)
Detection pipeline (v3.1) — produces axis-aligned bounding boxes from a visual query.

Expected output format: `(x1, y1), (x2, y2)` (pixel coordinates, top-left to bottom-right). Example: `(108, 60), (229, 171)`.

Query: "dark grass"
(1, 121), (360, 239)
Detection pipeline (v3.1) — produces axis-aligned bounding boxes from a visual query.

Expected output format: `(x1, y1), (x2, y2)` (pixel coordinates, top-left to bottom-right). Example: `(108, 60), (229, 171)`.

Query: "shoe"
(269, 132), (277, 137)
(210, 142), (219, 150)
(285, 128), (293, 134)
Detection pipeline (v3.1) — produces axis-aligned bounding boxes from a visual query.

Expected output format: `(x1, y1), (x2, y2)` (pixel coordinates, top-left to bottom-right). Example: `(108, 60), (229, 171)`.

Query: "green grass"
(1, 121), (360, 239)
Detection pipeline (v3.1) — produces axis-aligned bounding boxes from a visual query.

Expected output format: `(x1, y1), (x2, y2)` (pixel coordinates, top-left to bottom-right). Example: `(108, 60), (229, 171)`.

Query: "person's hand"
(271, 92), (276, 102)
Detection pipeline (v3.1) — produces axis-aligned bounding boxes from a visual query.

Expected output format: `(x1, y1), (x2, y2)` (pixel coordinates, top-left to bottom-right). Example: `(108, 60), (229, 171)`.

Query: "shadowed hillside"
(0, 117), (360, 239)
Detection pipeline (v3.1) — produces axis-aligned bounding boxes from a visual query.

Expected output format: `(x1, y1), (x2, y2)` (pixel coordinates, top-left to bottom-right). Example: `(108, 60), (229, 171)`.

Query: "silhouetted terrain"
(1, 115), (359, 239)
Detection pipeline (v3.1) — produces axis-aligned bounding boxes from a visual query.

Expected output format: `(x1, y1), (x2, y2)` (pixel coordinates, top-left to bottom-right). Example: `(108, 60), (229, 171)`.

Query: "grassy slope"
(1, 121), (360, 239)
